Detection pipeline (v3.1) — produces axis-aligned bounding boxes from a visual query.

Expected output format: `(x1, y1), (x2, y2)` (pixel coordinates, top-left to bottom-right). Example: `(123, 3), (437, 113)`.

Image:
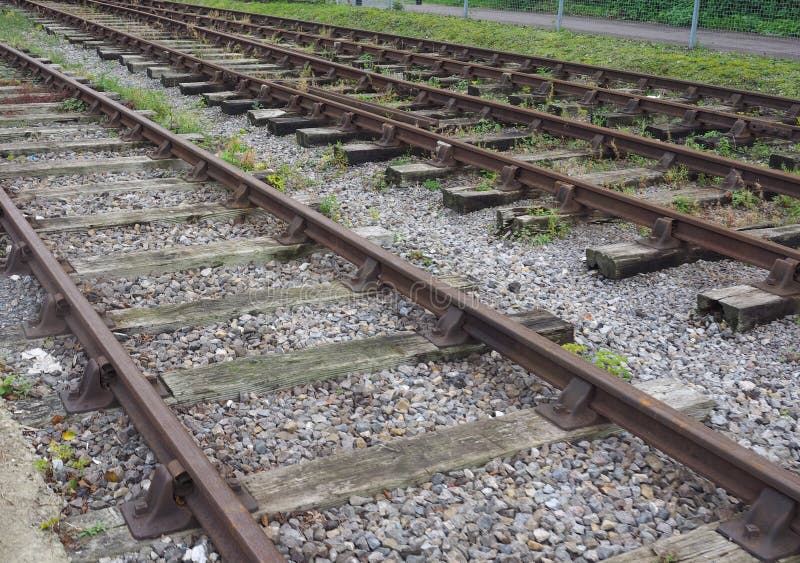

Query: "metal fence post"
(556, 0), (564, 31)
(463, 0), (468, 18)
(689, 0), (700, 48)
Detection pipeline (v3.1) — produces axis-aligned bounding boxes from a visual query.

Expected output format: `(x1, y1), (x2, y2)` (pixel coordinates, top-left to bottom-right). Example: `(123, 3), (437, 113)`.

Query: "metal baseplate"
(718, 487), (800, 561)
(535, 377), (607, 430)
(120, 462), (259, 539)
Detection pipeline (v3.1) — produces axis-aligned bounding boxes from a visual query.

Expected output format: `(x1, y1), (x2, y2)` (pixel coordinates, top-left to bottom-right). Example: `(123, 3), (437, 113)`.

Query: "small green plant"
(77, 523), (107, 538)
(33, 459), (49, 472)
(69, 458), (91, 471)
(48, 442), (75, 462)
(562, 343), (631, 380)
(475, 170), (498, 191)
(0, 372), (31, 399)
(40, 518), (60, 531)
(664, 165), (690, 187)
(265, 172), (286, 192)
(408, 249), (433, 267)
(371, 173), (389, 192)
(672, 195), (699, 214)
(57, 97), (87, 112)
(593, 349), (632, 380)
(423, 178), (441, 191)
(319, 194), (342, 222)
(218, 136), (266, 172)
(730, 189), (759, 210)
(562, 343), (588, 355)
(319, 142), (348, 172)
(368, 206), (380, 223)
(469, 119), (502, 136)
(775, 195), (800, 219)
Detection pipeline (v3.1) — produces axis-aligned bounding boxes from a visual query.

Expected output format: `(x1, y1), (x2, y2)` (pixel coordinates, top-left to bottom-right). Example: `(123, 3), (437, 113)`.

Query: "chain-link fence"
(338, 0), (800, 48)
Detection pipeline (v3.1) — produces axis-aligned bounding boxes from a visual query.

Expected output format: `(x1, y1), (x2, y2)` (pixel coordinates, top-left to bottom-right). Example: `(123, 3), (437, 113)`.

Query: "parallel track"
(16, 0), (800, 282)
(134, 0), (800, 117)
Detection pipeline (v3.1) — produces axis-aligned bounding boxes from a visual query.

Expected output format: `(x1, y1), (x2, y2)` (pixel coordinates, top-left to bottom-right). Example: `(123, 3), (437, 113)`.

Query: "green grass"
(91, 75), (207, 134)
(411, 0), (799, 37)
(0, 9), (207, 135)
(185, 1), (800, 98)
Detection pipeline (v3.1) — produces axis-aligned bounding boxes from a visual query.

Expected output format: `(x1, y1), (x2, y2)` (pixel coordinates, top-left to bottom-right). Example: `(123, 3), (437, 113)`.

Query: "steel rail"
(111, 0), (800, 140)
(129, 0), (800, 114)
(1, 37), (799, 561)
(0, 43), (284, 563)
(18, 0), (800, 278)
(45, 0), (800, 201)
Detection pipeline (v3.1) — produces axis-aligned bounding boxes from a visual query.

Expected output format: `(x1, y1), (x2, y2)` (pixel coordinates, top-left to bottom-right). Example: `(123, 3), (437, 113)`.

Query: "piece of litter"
(20, 348), (62, 375)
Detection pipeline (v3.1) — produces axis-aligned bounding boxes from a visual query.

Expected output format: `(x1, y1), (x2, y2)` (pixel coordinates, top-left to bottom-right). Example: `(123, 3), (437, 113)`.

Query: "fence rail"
(340, 0), (800, 47)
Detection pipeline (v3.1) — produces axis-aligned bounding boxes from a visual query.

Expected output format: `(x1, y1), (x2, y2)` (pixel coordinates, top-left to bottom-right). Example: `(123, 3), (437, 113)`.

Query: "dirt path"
(0, 401), (68, 563)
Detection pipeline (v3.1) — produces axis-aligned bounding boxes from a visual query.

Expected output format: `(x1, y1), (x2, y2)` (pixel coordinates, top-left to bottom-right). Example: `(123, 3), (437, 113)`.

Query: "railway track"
(13, 0), (800, 330)
(0, 4), (799, 562)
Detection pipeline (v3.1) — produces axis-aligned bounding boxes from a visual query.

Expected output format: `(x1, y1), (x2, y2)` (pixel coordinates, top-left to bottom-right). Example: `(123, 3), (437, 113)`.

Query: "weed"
(408, 249), (433, 267)
(40, 518), (60, 531)
(475, 170), (498, 191)
(48, 442), (74, 462)
(730, 188), (760, 210)
(562, 343), (588, 355)
(77, 523), (107, 538)
(265, 171), (286, 192)
(371, 173), (389, 192)
(69, 458), (91, 471)
(469, 119), (502, 136)
(563, 343), (631, 380)
(368, 206), (380, 223)
(422, 178), (441, 191)
(91, 75), (206, 134)
(593, 349), (632, 380)
(218, 136), (264, 172)
(0, 372), (31, 399)
(664, 164), (690, 187)
(319, 194), (342, 221)
(57, 97), (87, 112)
(33, 459), (49, 472)
(319, 142), (348, 172)
(776, 195), (800, 219)
(672, 195), (699, 214)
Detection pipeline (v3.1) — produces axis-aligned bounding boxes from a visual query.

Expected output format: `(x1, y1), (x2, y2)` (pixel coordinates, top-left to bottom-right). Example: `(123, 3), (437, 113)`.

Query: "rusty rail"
(133, 0), (800, 115)
(49, 0), (800, 201)
(0, 42), (284, 563)
(2, 29), (800, 561)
